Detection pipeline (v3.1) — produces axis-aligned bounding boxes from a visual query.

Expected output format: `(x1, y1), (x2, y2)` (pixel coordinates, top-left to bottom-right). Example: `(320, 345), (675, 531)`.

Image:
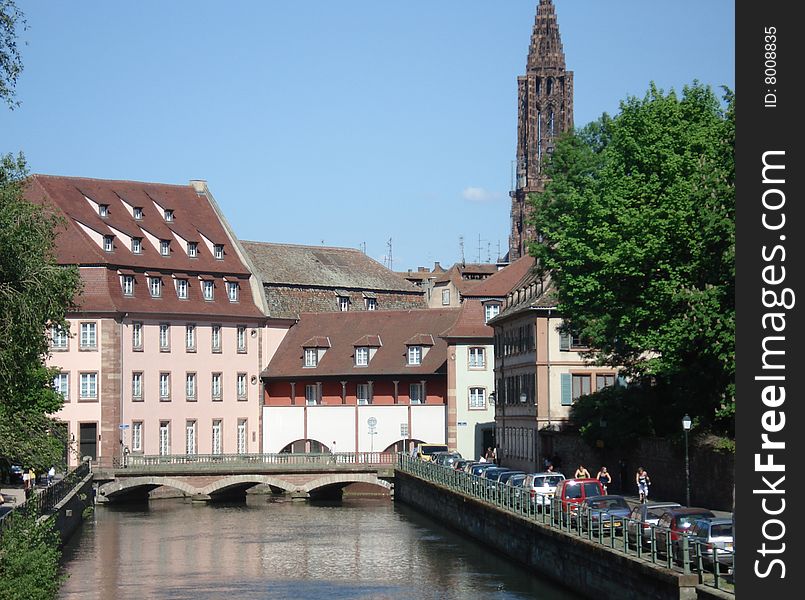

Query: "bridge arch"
(279, 438), (330, 453)
(301, 473), (392, 494)
(200, 475), (296, 497)
(98, 476), (200, 501)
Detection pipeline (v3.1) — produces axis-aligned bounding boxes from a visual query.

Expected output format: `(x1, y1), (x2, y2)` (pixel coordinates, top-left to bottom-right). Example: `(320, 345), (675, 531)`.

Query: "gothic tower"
(509, 0), (573, 261)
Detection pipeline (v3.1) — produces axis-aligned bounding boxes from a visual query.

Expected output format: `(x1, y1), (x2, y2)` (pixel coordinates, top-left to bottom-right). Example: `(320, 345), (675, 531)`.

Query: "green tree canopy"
(1, 0), (25, 108)
(531, 82), (735, 435)
(0, 154), (81, 468)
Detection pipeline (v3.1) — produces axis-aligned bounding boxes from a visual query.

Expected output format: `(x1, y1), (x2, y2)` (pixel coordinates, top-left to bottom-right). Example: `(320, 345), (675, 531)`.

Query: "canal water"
(58, 496), (582, 600)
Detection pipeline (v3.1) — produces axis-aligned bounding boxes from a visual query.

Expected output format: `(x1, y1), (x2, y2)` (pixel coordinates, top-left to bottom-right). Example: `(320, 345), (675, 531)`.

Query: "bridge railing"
(397, 453), (734, 595)
(116, 452), (397, 469)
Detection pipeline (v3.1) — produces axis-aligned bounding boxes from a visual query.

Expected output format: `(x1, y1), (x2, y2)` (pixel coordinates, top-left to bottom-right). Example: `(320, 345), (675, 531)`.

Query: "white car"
(523, 472), (566, 509)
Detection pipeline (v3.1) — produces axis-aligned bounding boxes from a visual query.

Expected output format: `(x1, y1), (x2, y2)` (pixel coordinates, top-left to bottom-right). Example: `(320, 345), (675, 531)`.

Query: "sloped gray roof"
(241, 241), (421, 292)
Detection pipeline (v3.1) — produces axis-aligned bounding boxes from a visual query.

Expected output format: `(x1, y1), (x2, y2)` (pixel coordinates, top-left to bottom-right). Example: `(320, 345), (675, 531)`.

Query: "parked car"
(468, 463), (496, 476)
(523, 472), (566, 510)
(654, 508), (716, 555)
(453, 459), (475, 471)
(502, 472), (528, 506)
(626, 502), (682, 548)
(551, 478), (606, 524)
(432, 451), (462, 468)
(676, 517), (734, 573)
(578, 495), (631, 534)
(497, 471), (525, 485)
(416, 444), (449, 462)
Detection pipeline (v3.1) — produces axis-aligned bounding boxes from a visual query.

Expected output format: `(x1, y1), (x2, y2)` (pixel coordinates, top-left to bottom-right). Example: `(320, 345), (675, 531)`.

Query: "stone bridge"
(92, 452), (397, 503)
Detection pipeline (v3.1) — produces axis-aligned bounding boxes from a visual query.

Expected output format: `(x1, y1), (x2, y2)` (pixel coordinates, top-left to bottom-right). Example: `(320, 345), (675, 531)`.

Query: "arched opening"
(387, 438), (427, 455)
(279, 439), (330, 453)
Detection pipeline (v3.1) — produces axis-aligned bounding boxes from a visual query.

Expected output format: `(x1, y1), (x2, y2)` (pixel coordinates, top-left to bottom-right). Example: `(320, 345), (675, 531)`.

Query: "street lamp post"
(682, 414), (692, 506)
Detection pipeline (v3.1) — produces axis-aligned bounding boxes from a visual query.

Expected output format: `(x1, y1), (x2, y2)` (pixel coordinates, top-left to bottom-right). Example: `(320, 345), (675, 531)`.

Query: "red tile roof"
(263, 309), (461, 379)
(440, 299), (493, 339)
(463, 255), (536, 298)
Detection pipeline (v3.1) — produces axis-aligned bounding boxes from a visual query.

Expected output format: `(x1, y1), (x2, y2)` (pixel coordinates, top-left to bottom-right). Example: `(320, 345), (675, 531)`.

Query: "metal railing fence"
(114, 451), (396, 469)
(397, 454), (734, 594)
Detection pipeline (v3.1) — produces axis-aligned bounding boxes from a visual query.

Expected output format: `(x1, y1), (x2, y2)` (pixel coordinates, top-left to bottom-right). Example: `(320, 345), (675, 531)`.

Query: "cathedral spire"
(508, 0), (574, 261)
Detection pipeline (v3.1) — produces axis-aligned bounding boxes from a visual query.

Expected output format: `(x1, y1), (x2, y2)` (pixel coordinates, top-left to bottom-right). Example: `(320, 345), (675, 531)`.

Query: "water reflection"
(59, 496), (580, 600)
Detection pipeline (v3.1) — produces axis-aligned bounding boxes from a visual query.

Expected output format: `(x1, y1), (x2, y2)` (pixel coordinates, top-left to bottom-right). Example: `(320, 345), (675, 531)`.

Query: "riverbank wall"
(395, 470), (701, 600)
(46, 474), (94, 545)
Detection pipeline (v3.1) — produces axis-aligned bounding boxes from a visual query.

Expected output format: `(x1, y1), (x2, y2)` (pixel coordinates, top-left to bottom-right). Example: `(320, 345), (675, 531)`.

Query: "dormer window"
(160, 240), (170, 256)
(202, 280), (214, 301)
(176, 279), (188, 299)
(407, 345), (422, 366)
(365, 297), (377, 311)
(214, 244), (224, 260)
(187, 242), (198, 258)
(133, 207), (143, 220)
(355, 347), (369, 367)
(131, 238), (142, 254)
(227, 282), (239, 302)
(338, 296), (349, 312)
(164, 209), (174, 222)
(103, 235), (114, 252)
(149, 277), (162, 298)
(99, 204), (109, 217)
(484, 303), (500, 323)
(304, 348), (318, 368)
(122, 275), (134, 296)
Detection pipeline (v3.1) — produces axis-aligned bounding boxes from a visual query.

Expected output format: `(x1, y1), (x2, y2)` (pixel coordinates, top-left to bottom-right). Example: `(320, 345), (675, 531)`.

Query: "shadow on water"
(59, 495), (582, 600)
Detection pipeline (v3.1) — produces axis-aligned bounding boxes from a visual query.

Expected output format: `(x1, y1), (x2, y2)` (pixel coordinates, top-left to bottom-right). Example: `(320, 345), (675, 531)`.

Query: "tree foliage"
(0, 512), (65, 600)
(530, 82), (735, 436)
(0, 154), (81, 468)
(1, 0), (25, 108)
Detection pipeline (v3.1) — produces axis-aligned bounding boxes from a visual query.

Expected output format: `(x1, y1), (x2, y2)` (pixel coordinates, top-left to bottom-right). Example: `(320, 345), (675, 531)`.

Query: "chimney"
(433, 261), (443, 271)
(418, 266), (427, 272)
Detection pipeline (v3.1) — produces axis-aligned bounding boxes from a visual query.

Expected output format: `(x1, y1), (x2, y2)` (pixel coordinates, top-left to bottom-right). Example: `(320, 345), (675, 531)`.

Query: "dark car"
(453, 459), (475, 471)
(468, 463), (496, 476)
(626, 502), (682, 548)
(677, 517), (734, 573)
(578, 495), (631, 534)
(655, 508), (716, 554)
(432, 451), (462, 468)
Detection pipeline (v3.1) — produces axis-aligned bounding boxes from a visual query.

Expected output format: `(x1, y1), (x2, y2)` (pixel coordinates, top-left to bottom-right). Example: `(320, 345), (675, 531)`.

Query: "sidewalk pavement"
(620, 493), (732, 518)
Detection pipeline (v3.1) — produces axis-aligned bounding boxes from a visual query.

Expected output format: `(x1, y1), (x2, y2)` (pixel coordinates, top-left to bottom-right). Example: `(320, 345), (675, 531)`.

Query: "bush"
(0, 512), (65, 600)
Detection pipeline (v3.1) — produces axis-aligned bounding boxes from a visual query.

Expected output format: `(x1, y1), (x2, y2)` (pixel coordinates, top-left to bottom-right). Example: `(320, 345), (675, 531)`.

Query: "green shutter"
(561, 373), (572, 405)
(559, 332), (571, 351)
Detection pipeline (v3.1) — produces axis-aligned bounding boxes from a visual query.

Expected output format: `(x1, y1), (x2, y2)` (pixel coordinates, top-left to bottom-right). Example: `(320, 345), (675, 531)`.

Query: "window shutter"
(559, 332), (571, 351)
(561, 373), (572, 405)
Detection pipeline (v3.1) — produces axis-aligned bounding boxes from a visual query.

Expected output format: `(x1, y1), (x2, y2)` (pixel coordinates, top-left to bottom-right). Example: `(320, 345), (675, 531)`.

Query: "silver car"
(523, 472), (566, 510)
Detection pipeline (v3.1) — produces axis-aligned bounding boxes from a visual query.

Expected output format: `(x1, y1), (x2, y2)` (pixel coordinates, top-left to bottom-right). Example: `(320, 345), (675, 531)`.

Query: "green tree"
(0, 511), (65, 600)
(531, 82), (735, 436)
(1, 0), (25, 108)
(0, 154), (81, 469)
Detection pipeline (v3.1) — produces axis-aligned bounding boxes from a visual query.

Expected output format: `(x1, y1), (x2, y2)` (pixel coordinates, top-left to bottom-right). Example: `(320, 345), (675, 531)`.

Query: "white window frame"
(79, 372), (97, 400)
(160, 240), (170, 256)
(227, 281), (239, 302)
(132, 372), (143, 401)
(149, 277), (162, 298)
(338, 296), (349, 311)
(214, 244), (224, 260)
(131, 238), (142, 254)
(159, 372), (171, 401)
(211, 324), (222, 353)
(355, 347), (369, 367)
(485, 303), (500, 323)
(80, 322), (96, 349)
(365, 297), (377, 311)
(305, 384), (318, 406)
(176, 279), (188, 299)
(164, 209), (174, 222)
(236, 326), (247, 353)
(99, 204), (108, 217)
(442, 289), (450, 305)
(185, 324), (196, 351)
(132, 422), (143, 452)
(132, 322), (143, 350)
(356, 383), (370, 405)
(185, 372), (196, 401)
(187, 241), (197, 257)
(133, 207), (143, 220)
(103, 235), (114, 252)
(186, 420), (196, 455)
(237, 420), (247, 455)
(159, 421), (170, 456)
(237, 373), (247, 400)
(407, 345), (422, 366)
(212, 420), (222, 454)
(211, 373), (222, 401)
(122, 275), (134, 296)
(468, 347), (485, 369)
(304, 348), (318, 368)
(469, 387), (486, 410)
(51, 325), (69, 350)
(159, 323), (170, 351)
(202, 280), (214, 301)
(53, 373), (69, 400)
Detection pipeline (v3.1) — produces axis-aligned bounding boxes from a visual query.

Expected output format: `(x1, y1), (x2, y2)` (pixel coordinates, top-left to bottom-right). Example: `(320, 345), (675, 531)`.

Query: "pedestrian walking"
(545, 463), (555, 473)
(47, 466), (56, 486)
(331, 441), (337, 464)
(636, 467), (651, 503)
(596, 466), (612, 493)
(574, 464), (591, 479)
(22, 468), (30, 497)
(485, 447), (495, 462)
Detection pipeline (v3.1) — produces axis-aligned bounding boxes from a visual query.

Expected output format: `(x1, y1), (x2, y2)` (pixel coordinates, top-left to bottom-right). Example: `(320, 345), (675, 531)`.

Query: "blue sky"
(3, 1), (734, 271)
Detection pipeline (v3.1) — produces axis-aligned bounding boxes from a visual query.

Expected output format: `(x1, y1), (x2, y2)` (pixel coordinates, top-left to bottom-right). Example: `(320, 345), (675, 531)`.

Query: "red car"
(654, 507), (716, 553)
(551, 478), (605, 524)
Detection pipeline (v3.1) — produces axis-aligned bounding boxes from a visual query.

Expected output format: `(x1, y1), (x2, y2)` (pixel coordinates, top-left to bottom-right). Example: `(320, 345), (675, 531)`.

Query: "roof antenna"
(459, 235), (465, 266)
(384, 238), (393, 270)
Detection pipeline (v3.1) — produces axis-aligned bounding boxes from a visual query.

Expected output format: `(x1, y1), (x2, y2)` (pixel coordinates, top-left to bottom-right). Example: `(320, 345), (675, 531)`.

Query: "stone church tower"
(509, 0), (574, 261)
